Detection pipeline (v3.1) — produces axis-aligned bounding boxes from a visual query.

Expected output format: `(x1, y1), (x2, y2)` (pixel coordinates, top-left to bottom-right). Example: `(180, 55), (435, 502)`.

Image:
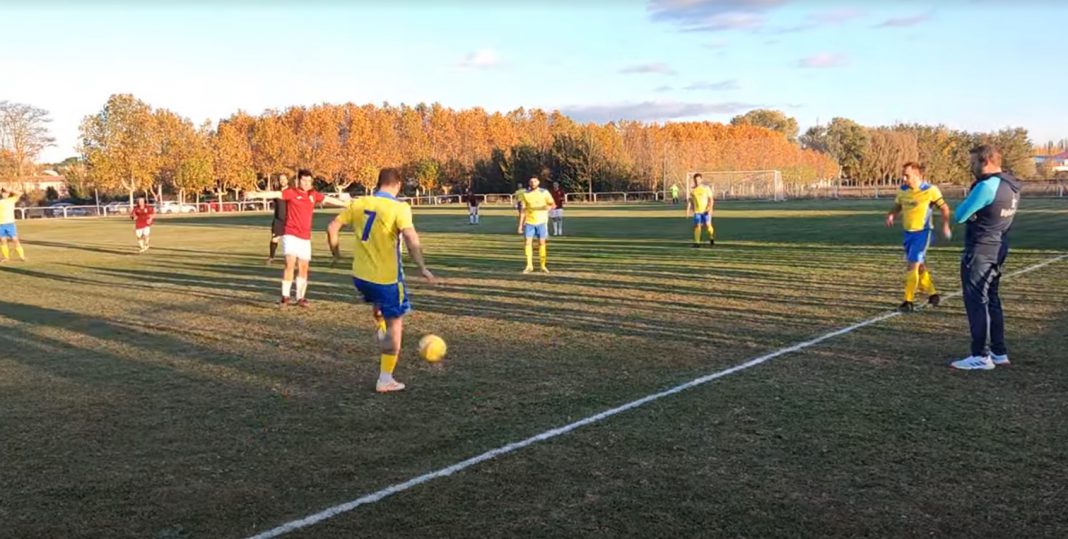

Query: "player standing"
(247, 169), (346, 307)
(549, 181), (566, 236)
(0, 188), (26, 262)
(465, 186), (480, 225)
(670, 183), (680, 205)
(131, 197), (155, 253)
(327, 167), (438, 393)
(266, 174), (289, 264)
(686, 174), (715, 247)
(517, 177), (556, 273)
(885, 162), (952, 312)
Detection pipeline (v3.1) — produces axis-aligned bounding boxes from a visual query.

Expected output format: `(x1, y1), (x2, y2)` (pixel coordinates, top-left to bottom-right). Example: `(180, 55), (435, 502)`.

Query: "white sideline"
(248, 253), (1068, 539)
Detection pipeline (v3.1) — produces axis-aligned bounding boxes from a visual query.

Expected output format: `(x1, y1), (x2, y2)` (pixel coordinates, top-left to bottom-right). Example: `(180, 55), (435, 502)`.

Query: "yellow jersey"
(519, 188), (555, 226)
(895, 183), (946, 232)
(0, 195), (17, 224)
(337, 192), (414, 284)
(691, 185), (713, 213)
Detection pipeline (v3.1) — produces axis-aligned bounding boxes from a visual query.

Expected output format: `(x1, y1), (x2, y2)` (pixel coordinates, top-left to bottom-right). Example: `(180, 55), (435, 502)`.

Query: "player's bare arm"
(936, 200), (952, 239)
(885, 203), (902, 227)
(320, 196), (348, 208)
(326, 216), (346, 263)
(517, 206), (527, 234)
(400, 227), (438, 284)
(245, 190), (283, 200)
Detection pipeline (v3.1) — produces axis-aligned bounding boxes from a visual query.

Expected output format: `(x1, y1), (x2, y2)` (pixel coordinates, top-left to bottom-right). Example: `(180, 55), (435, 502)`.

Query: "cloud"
(798, 52), (847, 68)
(873, 13), (931, 28)
(619, 63), (678, 76)
(654, 85), (675, 92)
(648, 0), (787, 32)
(457, 49), (501, 69)
(560, 100), (756, 124)
(769, 7), (864, 34)
(703, 38), (730, 49)
(684, 79), (740, 91)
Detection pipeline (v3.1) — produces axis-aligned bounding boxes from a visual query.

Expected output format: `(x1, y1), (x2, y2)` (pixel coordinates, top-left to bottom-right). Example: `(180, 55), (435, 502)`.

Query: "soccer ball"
(418, 334), (447, 363)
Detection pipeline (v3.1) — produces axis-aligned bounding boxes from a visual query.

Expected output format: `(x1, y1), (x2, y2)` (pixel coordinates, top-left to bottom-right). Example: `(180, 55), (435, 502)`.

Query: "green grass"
(2, 199), (1067, 538)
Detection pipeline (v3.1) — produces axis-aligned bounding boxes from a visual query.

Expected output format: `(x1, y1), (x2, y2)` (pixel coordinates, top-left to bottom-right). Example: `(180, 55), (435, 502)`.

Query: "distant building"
(0, 175), (70, 198)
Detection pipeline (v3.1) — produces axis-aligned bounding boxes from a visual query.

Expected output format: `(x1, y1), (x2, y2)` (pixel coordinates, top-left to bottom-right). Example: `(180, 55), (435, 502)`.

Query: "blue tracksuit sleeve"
(955, 177), (1000, 224)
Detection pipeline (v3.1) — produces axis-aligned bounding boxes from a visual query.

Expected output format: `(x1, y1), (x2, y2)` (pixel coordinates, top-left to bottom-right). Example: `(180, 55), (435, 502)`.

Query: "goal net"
(684, 170), (785, 202)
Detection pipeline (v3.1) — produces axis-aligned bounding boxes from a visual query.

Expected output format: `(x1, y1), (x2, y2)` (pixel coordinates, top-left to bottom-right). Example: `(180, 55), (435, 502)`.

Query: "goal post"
(684, 170), (785, 202)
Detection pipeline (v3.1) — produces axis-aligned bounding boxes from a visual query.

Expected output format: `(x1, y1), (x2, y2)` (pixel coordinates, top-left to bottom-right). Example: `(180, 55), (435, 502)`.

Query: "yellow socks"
(904, 268), (920, 302)
(1, 244), (8, 260)
(539, 244), (547, 268)
(379, 353), (397, 376)
(524, 244), (533, 267)
(15, 245), (24, 260)
(919, 269), (936, 295)
(707, 224), (715, 239)
(693, 228), (701, 243)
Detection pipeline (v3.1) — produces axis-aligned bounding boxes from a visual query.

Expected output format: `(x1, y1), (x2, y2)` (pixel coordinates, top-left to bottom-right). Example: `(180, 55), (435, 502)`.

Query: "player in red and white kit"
(549, 181), (566, 236)
(246, 169), (347, 307)
(131, 197), (155, 253)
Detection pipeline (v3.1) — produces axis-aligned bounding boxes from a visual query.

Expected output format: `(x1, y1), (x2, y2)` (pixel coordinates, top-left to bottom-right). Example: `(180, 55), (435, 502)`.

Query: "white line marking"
(248, 253), (1068, 539)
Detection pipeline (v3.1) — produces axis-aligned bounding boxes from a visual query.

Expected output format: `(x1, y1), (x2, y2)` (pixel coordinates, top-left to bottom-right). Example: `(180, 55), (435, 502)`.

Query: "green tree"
(730, 109), (799, 143)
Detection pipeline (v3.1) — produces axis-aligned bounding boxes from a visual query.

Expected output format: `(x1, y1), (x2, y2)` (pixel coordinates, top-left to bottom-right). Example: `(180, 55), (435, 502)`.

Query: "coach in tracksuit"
(950, 145), (1021, 371)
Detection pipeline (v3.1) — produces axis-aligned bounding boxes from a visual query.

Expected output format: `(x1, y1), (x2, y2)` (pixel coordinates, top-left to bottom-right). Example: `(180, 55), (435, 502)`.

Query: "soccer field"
(3, 200), (1067, 538)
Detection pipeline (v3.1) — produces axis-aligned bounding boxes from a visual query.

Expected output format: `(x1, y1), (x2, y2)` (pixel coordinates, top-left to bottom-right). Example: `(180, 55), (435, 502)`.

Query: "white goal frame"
(684, 169), (785, 202)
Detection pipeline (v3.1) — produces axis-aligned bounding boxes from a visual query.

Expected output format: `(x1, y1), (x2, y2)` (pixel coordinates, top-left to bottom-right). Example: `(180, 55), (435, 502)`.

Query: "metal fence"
(11, 181), (1066, 220)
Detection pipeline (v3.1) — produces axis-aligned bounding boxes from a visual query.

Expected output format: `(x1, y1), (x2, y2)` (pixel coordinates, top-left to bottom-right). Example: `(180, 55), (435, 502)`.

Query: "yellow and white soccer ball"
(418, 334), (447, 363)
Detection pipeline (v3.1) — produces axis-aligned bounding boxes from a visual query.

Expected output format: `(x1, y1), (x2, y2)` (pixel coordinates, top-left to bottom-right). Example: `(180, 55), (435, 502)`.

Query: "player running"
(246, 169), (346, 307)
(131, 197), (155, 253)
(686, 173), (715, 247)
(0, 187), (26, 262)
(517, 176), (556, 273)
(327, 167), (438, 393)
(886, 162), (952, 312)
(266, 174), (289, 264)
(549, 181), (566, 236)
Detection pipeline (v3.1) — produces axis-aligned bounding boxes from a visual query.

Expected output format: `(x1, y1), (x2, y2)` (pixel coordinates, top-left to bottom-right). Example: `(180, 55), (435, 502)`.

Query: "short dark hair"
(693, 173), (703, 180)
(970, 144), (1002, 165)
(377, 167), (403, 189)
(902, 161), (922, 172)
(297, 168), (313, 180)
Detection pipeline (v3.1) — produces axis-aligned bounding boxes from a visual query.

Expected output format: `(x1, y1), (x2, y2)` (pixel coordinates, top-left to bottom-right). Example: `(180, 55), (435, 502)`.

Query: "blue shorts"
(352, 277), (411, 319)
(0, 223), (16, 239)
(524, 223), (548, 239)
(903, 229), (932, 263)
(692, 213), (711, 226)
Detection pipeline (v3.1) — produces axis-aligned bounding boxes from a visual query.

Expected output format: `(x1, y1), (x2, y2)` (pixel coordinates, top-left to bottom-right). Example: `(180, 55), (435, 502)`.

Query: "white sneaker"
(950, 355), (995, 371)
(375, 379), (406, 393)
(991, 354), (1011, 366)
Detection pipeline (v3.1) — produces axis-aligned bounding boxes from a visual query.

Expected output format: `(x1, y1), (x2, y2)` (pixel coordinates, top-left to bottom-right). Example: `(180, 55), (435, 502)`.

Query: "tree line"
(1, 95), (1060, 205)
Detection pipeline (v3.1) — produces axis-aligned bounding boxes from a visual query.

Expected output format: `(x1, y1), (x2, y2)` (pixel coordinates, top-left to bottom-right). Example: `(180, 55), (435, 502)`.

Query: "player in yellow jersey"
(513, 182), (526, 228)
(886, 162), (952, 312)
(686, 173), (715, 247)
(0, 188), (27, 262)
(517, 176), (556, 273)
(327, 168), (438, 393)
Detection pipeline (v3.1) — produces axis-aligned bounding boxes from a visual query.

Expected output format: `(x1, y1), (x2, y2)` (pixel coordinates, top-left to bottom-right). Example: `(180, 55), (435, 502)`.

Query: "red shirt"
(133, 206), (154, 228)
(282, 187), (325, 239)
(550, 188), (565, 209)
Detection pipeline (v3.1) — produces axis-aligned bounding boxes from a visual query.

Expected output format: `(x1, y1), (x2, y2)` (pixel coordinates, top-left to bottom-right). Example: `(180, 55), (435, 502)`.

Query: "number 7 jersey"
(337, 192), (414, 285)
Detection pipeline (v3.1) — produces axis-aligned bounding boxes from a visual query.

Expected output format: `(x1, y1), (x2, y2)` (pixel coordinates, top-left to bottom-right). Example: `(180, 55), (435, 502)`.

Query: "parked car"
(47, 202), (91, 217)
(104, 201), (131, 215)
(158, 201), (199, 214)
(207, 201), (238, 212)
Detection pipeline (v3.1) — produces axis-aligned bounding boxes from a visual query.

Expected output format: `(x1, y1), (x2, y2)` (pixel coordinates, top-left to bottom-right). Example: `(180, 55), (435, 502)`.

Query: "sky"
(2, 0), (1065, 163)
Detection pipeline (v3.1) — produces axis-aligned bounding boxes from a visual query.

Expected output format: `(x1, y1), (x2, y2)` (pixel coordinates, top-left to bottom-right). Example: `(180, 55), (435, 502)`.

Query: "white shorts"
(549, 208), (563, 219)
(281, 235), (312, 261)
(468, 206), (479, 215)
(135, 227), (151, 238)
